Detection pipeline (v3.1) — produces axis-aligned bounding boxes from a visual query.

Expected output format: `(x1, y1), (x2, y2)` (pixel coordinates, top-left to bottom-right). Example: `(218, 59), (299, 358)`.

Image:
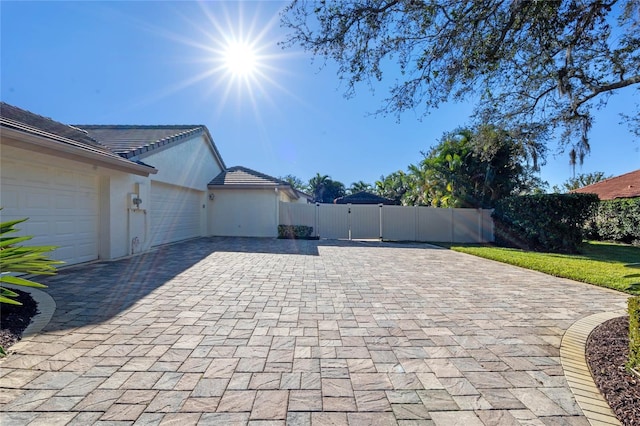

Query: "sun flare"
(224, 41), (258, 77)
(133, 2), (302, 116)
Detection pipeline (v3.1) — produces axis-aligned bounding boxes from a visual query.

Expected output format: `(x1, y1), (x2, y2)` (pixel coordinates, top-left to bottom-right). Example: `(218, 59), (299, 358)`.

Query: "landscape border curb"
(560, 311), (626, 426)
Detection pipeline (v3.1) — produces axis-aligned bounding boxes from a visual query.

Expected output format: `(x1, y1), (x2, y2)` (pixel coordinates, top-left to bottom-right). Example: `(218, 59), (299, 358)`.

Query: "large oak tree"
(281, 0), (640, 163)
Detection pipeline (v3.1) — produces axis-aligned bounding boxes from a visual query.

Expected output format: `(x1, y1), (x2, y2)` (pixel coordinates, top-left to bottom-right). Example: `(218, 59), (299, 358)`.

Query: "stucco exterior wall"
(140, 135), (223, 190)
(278, 190), (310, 204)
(140, 135), (223, 241)
(292, 195), (311, 204)
(208, 189), (279, 237)
(99, 172), (152, 260)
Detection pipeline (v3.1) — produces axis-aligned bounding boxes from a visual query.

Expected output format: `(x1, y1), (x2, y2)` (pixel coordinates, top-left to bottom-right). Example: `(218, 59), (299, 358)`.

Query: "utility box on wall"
(128, 182), (149, 255)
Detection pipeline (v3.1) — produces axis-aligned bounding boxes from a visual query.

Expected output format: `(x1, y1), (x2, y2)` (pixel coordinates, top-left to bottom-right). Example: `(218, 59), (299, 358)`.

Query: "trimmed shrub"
(278, 225), (314, 239)
(586, 198), (640, 245)
(628, 296), (640, 372)
(492, 193), (599, 253)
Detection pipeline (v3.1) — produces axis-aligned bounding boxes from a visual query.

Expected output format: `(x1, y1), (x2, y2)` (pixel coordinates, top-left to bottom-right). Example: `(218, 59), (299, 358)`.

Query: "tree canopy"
(308, 173), (346, 203)
(553, 171), (611, 192)
(375, 125), (545, 207)
(280, 174), (307, 192)
(348, 180), (373, 194)
(281, 0), (640, 162)
(375, 171), (411, 205)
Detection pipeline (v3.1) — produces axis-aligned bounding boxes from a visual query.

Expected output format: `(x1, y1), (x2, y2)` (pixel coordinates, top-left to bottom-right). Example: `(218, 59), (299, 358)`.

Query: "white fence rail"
(279, 202), (494, 243)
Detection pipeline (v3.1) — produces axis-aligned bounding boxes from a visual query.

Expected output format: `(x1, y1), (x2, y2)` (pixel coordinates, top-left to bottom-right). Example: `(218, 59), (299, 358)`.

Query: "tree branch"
(573, 74), (640, 111)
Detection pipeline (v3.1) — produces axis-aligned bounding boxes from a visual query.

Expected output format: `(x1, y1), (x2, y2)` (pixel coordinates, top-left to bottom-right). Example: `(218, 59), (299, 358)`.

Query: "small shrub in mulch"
(277, 225), (316, 239)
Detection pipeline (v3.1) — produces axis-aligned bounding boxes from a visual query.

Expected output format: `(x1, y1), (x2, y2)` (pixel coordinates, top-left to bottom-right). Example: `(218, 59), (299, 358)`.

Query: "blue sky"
(2, 1), (638, 190)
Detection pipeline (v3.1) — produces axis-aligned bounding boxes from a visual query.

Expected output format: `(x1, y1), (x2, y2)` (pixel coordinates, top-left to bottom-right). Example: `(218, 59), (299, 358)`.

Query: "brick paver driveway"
(0, 237), (628, 425)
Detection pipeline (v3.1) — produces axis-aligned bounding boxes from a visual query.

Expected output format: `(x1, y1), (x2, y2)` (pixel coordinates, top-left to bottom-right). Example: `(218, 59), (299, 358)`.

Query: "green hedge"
(277, 225), (314, 239)
(586, 198), (640, 244)
(628, 296), (640, 372)
(492, 193), (599, 253)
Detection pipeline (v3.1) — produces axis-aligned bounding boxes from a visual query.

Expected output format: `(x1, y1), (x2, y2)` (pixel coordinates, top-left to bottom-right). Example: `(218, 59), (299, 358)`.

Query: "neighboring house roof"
(572, 169), (640, 200)
(0, 102), (155, 176)
(209, 166), (300, 199)
(334, 191), (398, 205)
(78, 125), (226, 168)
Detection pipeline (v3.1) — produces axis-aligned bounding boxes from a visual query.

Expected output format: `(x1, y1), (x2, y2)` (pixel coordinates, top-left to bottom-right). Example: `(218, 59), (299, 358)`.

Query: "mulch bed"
(586, 316), (640, 425)
(0, 289), (38, 353)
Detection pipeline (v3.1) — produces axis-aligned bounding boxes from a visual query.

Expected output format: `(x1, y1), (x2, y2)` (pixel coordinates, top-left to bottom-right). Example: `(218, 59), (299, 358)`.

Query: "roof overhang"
(201, 127), (227, 171)
(0, 124), (157, 176)
(208, 183), (299, 199)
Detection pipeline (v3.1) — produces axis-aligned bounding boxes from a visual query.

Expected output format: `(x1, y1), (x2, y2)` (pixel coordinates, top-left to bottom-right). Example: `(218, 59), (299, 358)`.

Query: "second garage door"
(150, 182), (203, 246)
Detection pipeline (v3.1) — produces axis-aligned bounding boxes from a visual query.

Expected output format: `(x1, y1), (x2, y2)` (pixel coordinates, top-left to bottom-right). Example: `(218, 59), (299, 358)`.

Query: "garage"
(0, 150), (99, 265)
(149, 181), (203, 246)
(208, 189), (278, 237)
(207, 166), (310, 238)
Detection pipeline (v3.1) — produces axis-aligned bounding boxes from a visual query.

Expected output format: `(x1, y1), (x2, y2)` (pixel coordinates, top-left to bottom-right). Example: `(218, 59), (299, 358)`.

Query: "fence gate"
(349, 205), (381, 239)
(317, 203), (349, 239)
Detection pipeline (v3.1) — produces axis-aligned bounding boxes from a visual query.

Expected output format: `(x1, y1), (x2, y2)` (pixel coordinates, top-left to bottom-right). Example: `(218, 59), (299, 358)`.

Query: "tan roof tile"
(572, 169), (640, 200)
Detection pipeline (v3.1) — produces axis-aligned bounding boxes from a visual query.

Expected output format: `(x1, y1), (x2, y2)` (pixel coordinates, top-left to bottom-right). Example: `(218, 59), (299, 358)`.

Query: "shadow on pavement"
(36, 237), (440, 332)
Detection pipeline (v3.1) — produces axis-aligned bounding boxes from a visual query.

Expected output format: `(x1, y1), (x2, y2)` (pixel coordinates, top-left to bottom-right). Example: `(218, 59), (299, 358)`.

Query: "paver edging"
(2, 284), (56, 353)
(560, 311), (626, 426)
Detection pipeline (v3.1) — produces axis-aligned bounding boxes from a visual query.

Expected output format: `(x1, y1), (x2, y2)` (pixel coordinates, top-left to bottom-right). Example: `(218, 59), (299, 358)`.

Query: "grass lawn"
(442, 241), (640, 294)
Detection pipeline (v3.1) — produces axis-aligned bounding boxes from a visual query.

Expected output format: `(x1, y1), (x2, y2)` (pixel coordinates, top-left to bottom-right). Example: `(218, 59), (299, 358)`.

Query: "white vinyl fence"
(279, 202), (494, 243)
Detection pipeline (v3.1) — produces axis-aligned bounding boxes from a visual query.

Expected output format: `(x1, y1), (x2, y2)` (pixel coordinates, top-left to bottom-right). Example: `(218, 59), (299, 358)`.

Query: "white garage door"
(0, 157), (99, 265)
(150, 181), (202, 246)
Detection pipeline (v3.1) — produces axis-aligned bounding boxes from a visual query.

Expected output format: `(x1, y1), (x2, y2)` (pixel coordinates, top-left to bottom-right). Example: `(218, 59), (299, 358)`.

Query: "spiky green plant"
(1, 215), (63, 355)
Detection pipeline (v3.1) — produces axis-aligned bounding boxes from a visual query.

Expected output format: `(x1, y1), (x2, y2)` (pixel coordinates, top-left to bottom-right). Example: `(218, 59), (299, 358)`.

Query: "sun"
(132, 1), (301, 114)
(223, 41), (258, 77)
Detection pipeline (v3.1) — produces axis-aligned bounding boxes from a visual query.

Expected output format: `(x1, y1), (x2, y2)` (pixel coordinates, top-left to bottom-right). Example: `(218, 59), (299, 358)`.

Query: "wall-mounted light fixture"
(208, 193), (215, 201)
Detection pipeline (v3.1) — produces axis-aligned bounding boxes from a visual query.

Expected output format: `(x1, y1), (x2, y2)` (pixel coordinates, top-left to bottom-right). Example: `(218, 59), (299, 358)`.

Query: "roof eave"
(208, 183), (298, 196)
(1, 125), (157, 176)
(208, 183), (282, 190)
(201, 127), (227, 170)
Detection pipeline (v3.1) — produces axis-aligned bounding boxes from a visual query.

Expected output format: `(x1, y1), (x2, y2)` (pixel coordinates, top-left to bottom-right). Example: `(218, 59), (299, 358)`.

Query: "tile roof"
(1, 102), (225, 174)
(572, 169), (640, 200)
(0, 102), (122, 160)
(77, 125), (205, 159)
(209, 166), (291, 187)
(334, 191), (398, 205)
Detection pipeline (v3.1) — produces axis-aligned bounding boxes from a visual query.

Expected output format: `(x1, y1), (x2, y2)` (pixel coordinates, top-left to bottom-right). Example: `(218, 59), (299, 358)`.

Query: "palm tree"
(375, 171), (410, 205)
(403, 164), (423, 205)
(348, 180), (372, 195)
(308, 173), (330, 203)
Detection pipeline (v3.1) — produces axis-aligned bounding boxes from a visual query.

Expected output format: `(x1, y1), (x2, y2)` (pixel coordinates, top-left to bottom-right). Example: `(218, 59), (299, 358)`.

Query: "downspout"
(275, 187), (279, 238)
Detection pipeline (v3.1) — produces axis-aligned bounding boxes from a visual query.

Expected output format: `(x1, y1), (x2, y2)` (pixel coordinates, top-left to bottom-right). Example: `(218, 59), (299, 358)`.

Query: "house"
(572, 169), (640, 200)
(334, 191), (398, 205)
(78, 124), (225, 251)
(0, 102), (302, 265)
